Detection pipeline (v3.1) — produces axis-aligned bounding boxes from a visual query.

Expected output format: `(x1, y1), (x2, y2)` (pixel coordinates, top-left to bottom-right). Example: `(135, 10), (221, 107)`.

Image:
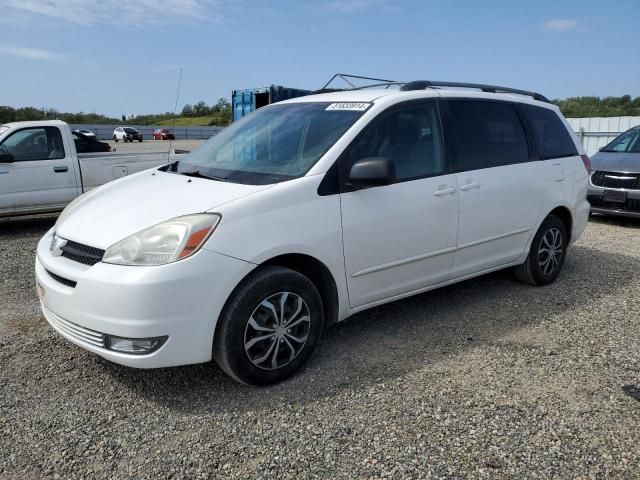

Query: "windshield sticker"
(325, 103), (371, 112)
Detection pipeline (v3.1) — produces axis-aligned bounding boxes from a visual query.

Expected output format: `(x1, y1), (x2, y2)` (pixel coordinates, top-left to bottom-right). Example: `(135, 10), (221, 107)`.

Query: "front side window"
(177, 103), (366, 184)
(601, 128), (640, 153)
(449, 100), (529, 171)
(520, 104), (578, 159)
(341, 102), (444, 182)
(0, 126), (65, 161)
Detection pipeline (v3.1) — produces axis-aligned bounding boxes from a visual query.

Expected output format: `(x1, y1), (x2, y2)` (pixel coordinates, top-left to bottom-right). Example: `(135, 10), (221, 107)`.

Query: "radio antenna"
(168, 67), (183, 163)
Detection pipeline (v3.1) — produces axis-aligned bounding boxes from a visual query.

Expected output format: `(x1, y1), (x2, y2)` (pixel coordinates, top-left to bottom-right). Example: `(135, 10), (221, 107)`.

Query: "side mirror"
(348, 157), (395, 187)
(0, 152), (14, 163)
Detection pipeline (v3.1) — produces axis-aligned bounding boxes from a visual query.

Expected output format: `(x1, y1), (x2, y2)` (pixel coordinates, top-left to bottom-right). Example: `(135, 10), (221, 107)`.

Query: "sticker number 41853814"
(325, 103), (371, 112)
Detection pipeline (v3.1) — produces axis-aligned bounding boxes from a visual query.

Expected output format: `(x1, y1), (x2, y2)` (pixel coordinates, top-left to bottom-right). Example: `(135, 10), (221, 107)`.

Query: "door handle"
(460, 182), (480, 191)
(53, 166), (68, 173)
(434, 186), (456, 196)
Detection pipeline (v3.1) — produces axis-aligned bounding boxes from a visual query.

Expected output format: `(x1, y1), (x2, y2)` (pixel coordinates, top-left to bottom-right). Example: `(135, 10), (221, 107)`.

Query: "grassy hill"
(155, 115), (229, 127)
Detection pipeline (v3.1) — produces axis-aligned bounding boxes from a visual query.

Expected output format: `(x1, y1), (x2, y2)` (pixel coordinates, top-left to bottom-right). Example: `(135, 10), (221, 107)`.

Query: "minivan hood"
(56, 170), (271, 249)
(591, 151), (640, 173)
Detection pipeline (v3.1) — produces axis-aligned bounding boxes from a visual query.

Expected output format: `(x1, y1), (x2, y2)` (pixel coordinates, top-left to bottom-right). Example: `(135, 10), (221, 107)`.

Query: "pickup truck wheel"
(213, 266), (324, 386)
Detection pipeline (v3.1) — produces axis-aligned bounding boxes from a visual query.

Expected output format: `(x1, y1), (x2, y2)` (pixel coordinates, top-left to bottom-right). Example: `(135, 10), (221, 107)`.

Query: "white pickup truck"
(0, 120), (184, 217)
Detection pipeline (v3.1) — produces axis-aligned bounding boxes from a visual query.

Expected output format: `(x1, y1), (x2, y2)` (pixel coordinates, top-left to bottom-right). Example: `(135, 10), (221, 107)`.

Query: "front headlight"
(102, 213), (221, 266)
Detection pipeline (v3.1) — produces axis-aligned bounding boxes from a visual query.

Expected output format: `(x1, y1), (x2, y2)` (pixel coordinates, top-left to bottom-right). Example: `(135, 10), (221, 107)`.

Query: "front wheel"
(213, 266), (324, 385)
(514, 215), (568, 286)
(113, 136), (118, 142)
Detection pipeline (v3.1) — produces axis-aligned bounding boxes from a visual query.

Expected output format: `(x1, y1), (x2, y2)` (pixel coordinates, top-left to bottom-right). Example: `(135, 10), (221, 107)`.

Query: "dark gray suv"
(588, 126), (640, 218)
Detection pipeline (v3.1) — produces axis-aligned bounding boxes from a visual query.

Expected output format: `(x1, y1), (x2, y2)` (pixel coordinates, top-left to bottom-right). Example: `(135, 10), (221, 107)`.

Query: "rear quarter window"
(520, 105), (578, 159)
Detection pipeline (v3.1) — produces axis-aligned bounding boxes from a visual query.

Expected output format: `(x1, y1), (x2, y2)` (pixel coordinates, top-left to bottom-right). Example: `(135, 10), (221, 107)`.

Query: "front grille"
(61, 240), (105, 266)
(44, 308), (105, 348)
(588, 195), (640, 212)
(45, 269), (77, 288)
(591, 171), (640, 190)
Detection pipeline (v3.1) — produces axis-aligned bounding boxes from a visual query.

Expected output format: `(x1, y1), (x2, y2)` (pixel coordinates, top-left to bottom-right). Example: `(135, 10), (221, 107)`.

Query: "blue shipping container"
(232, 85), (312, 121)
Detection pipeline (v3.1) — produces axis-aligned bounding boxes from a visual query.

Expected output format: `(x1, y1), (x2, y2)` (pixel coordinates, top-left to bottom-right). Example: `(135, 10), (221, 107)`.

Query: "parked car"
(36, 82), (590, 385)
(153, 129), (175, 140)
(113, 127), (143, 142)
(588, 125), (640, 218)
(0, 120), (184, 217)
(72, 129), (96, 138)
(72, 131), (111, 153)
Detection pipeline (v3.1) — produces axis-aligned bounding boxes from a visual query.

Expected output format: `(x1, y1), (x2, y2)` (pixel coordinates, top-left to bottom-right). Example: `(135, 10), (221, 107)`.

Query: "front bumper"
(587, 183), (640, 219)
(35, 229), (255, 368)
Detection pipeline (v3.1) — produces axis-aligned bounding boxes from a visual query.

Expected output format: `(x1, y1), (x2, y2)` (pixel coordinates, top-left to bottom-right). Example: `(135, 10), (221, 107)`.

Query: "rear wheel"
(514, 215), (568, 286)
(213, 266), (324, 385)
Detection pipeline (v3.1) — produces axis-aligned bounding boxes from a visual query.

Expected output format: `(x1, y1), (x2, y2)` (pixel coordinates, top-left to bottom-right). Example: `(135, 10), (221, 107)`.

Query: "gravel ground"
(0, 214), (639, 479)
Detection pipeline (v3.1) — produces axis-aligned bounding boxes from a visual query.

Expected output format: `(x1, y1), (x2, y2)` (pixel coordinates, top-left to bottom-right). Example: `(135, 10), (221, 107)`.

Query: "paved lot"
(104, 139), (205, 154)
(0, 215), (639, 478)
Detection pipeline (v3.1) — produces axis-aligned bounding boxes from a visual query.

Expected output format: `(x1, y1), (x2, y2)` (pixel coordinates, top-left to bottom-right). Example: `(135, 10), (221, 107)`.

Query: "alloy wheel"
(538, 227), (563, 275)
(243, 292), (311, 370)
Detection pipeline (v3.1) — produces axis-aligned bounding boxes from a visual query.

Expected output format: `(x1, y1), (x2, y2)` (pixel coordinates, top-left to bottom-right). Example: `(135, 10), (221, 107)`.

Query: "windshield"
(124, 128), (137, 133)
(176, 102), (368, 184)
(601, 128), (640, 153)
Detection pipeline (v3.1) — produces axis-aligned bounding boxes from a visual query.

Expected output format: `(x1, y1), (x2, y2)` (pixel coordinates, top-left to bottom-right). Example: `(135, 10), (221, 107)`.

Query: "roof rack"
(313, 73), (400, 94)
(313, 74), (551, 103)
(399, 80), (550, 103)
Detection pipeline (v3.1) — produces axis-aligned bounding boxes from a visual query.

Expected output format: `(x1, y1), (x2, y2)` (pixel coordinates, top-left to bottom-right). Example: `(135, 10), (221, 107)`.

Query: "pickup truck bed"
(0, 120), (187, 218)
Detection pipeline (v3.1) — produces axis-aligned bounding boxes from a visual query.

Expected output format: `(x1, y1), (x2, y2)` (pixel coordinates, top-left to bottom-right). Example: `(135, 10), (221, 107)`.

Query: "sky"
(0, 0), (638, 118)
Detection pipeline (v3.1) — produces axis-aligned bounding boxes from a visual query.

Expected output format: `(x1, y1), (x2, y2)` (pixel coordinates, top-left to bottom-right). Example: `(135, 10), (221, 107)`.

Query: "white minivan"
(36, 81), (591, 385)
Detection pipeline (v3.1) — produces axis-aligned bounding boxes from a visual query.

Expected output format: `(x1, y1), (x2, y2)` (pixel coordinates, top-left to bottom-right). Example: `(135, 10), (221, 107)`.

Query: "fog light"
(105, 335), (167, 355)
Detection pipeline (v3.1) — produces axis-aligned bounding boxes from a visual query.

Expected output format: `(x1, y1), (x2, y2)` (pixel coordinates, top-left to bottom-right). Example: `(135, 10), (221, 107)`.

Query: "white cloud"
(0, 0), (219, 26)
(0, 44), (66, 61)
(544, 18), (578, 32)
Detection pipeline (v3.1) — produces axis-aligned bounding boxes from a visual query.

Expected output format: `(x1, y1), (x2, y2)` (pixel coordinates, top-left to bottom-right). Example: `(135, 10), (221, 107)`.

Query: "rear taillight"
(581, 154), (592, 173)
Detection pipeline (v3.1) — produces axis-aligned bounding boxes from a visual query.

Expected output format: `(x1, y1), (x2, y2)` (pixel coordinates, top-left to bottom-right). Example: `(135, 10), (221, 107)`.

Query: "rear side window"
(520, 105), (578, 159)
(0, 126), (65, 161)
(448, 100), (529, 171)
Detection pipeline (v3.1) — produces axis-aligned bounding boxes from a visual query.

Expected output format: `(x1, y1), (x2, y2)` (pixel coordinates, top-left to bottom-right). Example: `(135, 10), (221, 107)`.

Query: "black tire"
(139, 138), (143, 142)
(213, 266), (324, 386)
(514, 215), (568, 286)
(113, 136), (118, 142)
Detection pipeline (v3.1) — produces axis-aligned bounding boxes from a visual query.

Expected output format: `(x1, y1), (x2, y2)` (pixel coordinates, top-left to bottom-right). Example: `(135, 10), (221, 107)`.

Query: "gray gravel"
(1, 214), (639, 479)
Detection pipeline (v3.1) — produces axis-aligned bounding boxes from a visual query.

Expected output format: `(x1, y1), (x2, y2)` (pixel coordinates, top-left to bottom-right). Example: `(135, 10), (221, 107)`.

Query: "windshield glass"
(124, 128), (137, 133)
(601, 128), (640, 153)
(176, 102), (368, 184)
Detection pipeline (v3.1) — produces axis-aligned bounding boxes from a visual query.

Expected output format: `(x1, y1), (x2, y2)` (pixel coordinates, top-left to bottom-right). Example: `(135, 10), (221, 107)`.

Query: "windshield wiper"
(180, 170), (228, 182)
